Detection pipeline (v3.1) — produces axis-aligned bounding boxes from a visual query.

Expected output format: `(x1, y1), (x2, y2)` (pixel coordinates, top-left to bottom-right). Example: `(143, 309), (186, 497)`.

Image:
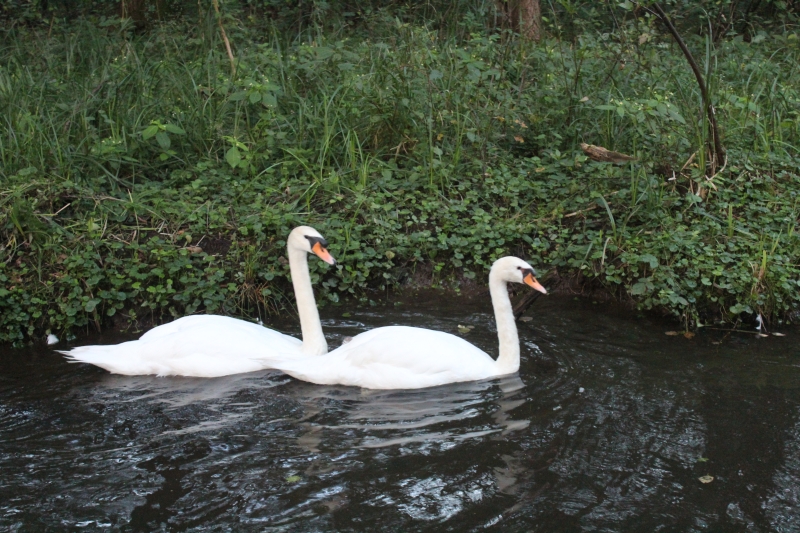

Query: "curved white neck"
(288, 247), (327, 355)
(489, 273), (520, 375)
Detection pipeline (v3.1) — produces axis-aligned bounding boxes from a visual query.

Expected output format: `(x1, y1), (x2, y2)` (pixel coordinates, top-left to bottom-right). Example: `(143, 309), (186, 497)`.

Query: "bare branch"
(650, 3), (725, 169)
(211, 0), (236, 77)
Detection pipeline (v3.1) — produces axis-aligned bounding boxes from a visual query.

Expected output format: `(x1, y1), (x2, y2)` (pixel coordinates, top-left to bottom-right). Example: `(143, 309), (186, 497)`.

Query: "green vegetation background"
(1, 1), (799, 344)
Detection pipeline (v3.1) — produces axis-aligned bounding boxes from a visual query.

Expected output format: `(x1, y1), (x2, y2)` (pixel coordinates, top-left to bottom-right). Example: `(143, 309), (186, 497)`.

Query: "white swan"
(270, 256), (546, 390)
(59, 226), (336, 377)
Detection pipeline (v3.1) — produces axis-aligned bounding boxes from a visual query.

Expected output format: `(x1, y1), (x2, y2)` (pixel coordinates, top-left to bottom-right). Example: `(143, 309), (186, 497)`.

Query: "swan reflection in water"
(93, 370), (530, 446)
(286, 373), (530, 452)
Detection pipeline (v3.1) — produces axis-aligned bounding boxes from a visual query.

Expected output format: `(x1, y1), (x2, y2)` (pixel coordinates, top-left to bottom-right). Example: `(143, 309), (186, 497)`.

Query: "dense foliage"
(1, 2), (799, 343)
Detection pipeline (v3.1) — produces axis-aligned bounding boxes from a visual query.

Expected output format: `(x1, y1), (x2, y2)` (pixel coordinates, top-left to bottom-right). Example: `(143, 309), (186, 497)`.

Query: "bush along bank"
(1, 17), (799, 344)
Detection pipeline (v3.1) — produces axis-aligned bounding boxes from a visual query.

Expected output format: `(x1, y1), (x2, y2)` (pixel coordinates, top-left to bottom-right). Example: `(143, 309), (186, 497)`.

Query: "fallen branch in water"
(513, 271), (560, 320)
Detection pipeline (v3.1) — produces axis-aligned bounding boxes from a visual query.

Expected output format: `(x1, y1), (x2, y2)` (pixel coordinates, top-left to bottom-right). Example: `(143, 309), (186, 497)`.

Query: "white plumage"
(59, 226), (335, 377)
(272, 256), (546, 390)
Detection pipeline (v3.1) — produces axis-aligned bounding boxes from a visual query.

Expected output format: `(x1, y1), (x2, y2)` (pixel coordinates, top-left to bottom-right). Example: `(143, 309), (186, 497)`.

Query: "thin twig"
(211, 0), (236, 77)
(706, 151), (728, 183)
(702, 327), (763, 335)
(680, 151), (697, 172)
(564, 204), (598, 218)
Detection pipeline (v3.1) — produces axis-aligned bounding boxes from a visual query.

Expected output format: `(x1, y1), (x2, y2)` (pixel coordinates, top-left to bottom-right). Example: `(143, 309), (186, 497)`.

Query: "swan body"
(62, 316), (303, 377)
(60, 226), (335, 377)
(272, 256), (546, 390)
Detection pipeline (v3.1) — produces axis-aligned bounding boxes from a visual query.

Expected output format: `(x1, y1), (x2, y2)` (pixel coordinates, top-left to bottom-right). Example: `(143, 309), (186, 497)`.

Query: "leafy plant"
(1, 6), (799, 344)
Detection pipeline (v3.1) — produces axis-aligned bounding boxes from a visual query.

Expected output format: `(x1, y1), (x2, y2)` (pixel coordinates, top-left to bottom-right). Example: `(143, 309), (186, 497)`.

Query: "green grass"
(1, 12), (799, 343)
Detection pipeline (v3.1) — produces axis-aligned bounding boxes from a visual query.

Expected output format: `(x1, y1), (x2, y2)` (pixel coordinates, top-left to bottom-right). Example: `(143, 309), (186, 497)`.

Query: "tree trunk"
(120, 0), (164, 28)
(496, 0), (542, 41)
(121, 0), (147, 26)
(518, 0), (542, 41)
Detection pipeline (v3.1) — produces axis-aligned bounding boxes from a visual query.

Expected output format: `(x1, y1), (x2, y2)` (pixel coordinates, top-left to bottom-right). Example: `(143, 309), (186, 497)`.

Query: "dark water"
(1, 294), (799, 532)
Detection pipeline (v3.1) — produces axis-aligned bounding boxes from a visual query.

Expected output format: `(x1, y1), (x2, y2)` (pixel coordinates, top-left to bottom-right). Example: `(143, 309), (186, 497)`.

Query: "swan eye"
(305, 235), (336, 265)
(305, 235), (328, 248)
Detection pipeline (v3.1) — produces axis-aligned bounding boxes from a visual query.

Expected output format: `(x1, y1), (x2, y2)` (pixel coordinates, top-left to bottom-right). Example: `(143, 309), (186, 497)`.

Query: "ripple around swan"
(1, 295), (799, 531)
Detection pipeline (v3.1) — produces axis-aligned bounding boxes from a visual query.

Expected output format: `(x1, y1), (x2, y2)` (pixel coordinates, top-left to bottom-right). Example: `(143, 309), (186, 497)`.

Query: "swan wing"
(138, 315), (271, 341)
(275, 326), (499, 389)
(61, 315), (303, 377)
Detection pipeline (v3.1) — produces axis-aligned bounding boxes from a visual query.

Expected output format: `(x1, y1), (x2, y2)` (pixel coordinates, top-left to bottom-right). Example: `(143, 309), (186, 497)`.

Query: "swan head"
(288, 226), (336, 265)
(491, 256), (546, 294)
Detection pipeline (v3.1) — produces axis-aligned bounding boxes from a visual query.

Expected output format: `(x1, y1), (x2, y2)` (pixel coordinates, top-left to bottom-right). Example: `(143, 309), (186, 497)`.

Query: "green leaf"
(429, 69), (443, 80)
(225, 146), (242, 168)
(249, 91), (262, 104)
(141, 125), (159, 140)
(729, 303), (752, 314)
(164, 124), (185, 135)
(229, 91), (248, 101)
(631, 282), (648, 295)
(84, 299), (101, 312)
(262, 93), (277, 107)
(155, 131), (171, 150)
(315, 47), (334, 59)
(667, 108), (686, 124)
(17, 166), (37, 177)
(639, 254), (658, 268)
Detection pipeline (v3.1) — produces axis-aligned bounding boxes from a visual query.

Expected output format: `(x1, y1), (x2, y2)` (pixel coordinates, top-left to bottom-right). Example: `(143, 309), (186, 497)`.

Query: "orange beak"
(311, 242), (336, 265)
(524, 272), (547, 294)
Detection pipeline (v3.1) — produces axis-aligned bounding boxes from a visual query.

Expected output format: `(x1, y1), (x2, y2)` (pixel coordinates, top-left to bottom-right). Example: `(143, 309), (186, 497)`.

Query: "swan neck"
(489, 273), (520, 375)
(288, 246), (327, 355)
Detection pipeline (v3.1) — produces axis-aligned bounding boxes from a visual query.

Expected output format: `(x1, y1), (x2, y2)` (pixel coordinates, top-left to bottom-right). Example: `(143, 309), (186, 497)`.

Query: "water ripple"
(0, 295), (798, 531)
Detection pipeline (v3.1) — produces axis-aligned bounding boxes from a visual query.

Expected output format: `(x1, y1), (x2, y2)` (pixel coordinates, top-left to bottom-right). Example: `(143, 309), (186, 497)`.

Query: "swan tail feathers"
(56, 345), (153, 375)
(57, 349), (81, 362)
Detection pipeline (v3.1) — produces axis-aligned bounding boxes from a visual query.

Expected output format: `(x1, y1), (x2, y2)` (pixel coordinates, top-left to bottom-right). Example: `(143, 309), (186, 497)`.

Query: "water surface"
(1, 294), (798, 531)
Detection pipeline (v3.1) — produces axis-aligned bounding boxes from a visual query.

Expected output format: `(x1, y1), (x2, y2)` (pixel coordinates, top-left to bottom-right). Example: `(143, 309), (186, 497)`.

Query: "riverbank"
(1, 13), (799, 344)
